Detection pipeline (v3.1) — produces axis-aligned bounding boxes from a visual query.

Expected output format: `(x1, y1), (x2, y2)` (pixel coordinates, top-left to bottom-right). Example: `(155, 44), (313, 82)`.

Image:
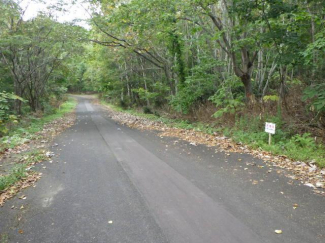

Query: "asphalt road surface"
(1, 96), (324, 243)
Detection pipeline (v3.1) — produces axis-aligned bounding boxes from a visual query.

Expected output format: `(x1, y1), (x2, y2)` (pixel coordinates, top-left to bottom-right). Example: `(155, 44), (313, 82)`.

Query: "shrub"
(0, 92), (24, 135)
(302, 83), (325, 121)
(209, 76), (245, 118)
(119, 99), (128, 110)
(143, 106), (153, 114)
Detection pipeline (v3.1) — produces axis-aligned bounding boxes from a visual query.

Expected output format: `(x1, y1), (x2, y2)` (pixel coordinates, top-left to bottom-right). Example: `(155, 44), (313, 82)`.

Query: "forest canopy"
(83, 0), (325, 118)
(1, 0), (325, 137)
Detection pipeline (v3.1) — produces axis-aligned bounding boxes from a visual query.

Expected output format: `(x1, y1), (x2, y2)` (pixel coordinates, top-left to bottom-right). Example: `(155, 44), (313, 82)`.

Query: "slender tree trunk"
(278, 65), (288, 111)
(240, 73), (254, 102)
(164, 66), (174, 95)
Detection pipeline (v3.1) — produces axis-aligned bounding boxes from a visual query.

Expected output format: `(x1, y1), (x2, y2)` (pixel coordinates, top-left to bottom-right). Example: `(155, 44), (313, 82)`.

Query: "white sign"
(265, 122), (276, 134)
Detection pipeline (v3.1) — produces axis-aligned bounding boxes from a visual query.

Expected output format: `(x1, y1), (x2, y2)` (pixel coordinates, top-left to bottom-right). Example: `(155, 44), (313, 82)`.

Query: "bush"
(119, 99), (128, 110)
(209, 76), (245, 118)
(0, 92), (24, 135)
(154, 111), (161, 117)
(51, 86), (68, 101)
(303, 83), (325, 121)
(143, 106), (153, 114)
(42, 100), (56, 115)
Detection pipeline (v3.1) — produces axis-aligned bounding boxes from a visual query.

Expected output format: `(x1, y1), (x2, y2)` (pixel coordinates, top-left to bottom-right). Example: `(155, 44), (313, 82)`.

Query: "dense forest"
(0, 0), (87, 130)
(1, 0), (325, 163)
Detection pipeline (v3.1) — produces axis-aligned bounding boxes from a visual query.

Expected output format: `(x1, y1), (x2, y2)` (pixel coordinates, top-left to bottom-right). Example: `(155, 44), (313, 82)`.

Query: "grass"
(0, 163), (27, 191)
(0, 149), (46, 191)
(102, 100), (325, 168)
(230, 116), (325, 168)
(0, 98), (77, 152)
(0, 233), (8, 243)
(0, 98), (77, 192)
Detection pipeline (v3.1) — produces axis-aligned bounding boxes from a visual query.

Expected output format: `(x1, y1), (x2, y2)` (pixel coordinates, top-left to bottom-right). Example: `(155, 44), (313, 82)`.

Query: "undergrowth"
(0, 150), (46, 191)
(0, 98), (77, 152)
(0, 98), (76, 193)
(102, 99), (325, 168)
(230, 115), (325, 168)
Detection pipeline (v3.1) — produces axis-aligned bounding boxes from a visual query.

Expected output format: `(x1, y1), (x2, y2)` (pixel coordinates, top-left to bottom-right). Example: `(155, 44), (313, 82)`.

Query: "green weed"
(0, 150), (46, 191)
(0, 233), (9, 243)
(0, 98), (77, 152)
(0, 163), (28, 191)
(231, 115), (325, 167)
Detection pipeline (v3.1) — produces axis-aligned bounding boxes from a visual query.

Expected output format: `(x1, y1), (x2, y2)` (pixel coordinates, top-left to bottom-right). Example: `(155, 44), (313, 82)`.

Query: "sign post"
(265, 122), (276, 145)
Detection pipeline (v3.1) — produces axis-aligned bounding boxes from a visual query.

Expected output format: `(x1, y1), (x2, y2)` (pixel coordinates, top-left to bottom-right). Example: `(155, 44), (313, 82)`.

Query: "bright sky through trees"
(19, 0), (90, 28)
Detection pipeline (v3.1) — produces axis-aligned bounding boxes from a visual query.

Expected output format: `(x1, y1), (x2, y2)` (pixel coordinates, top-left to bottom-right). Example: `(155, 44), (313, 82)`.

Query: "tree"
(0, 0), (87, 112)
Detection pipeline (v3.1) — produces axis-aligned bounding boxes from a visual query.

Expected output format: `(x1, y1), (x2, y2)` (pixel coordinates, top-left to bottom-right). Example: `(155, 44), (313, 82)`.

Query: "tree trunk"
(240, 73), (254, 102)
(164, 66), (174, 95)
(14, 84), (23, 114)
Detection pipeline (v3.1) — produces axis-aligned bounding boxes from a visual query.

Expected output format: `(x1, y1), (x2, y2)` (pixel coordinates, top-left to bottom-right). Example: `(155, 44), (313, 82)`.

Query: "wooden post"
(268, 133), (272, 145)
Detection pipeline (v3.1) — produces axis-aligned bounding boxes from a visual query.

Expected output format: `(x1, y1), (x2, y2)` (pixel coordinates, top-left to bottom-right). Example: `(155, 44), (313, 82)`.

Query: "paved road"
(1, 96), (324, 243)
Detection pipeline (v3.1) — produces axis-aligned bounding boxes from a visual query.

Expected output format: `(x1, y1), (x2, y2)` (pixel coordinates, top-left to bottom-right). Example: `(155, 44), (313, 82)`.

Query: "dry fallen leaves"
(0, 173), (42, 206)
(1, 112), (75, 161)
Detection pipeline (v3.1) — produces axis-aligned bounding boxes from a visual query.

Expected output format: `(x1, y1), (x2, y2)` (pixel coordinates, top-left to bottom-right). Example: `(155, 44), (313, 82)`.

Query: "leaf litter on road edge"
(100, 103), (325, 196)
(0, 112), (76, 206)
(0, 112), (76, 161)
(0, 172), (42, 206)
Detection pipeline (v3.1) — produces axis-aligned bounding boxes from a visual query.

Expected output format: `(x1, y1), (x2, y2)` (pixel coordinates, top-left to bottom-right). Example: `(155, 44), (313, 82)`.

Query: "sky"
(19, 0), (91, 28)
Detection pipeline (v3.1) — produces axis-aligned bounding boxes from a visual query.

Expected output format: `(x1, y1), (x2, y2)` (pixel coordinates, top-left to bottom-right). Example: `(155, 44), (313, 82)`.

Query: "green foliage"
(132, 88), (158, 104)
(231, 115), (325, 167)
(0, 163), (28, 191)
(170, 57), (220, 113)
(151, 82), (170, 107)
(143, 106), (153, 114)
(211, 98), (244, 118)
(303, 31), (325, 64)
(302, 83), (325, 116)
(0, 98), (77, 152)
(0, 92), (25, 134)
(119, 99), (129, 110)
(52, 86), (68, 101)
(0, 233), (9, 243)
(84, 0), (325, 121)
(209, 77), (245, 118)
(0, 1), (87, 113)
(287, 133), (316, 150)
(1, 0), (323, 169)
(281, 133), (324, 165)
(0, 149), (46, 191)
(263, 95), (279, 102)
